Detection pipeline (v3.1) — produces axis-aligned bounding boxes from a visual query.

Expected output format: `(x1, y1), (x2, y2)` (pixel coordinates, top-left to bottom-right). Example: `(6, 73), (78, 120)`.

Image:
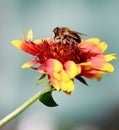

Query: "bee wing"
(74, 31), (88, 36)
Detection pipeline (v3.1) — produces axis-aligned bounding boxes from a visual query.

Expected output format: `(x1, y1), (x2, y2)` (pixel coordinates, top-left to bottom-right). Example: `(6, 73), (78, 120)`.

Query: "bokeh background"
(0, 0), (119, 130)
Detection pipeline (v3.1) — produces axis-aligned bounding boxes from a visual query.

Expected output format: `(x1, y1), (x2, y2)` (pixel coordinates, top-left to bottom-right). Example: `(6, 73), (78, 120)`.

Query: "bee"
(53, 27), (87, 44)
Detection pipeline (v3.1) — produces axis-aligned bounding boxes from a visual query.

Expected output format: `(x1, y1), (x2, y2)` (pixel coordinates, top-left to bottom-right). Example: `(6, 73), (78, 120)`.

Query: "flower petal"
(87, 38), (100, 44)
(27, 29), (33, 41)
(19, 42), (41, 56)
(101, 63), (115, 73)
(37, 66), (46, 73)
(11, 40), (22, 49)
(80, 62), (92, 70)
(22, 32), (26, 41)
(21, 60), (39, 68)
(95, 74), (102, 81)
(34, 39), (43, 45)
(99, 42), (108, 53)
(50, 77), (60, 90)
(59, 70), (70, 81)
(77, 65), (81, 74)
(60, 80), (68, 91)
(52, 72), (62, 81)
(45, 38), (54, 45)
(60, 80), (74, 94)
(104, 54), (117, 61)
(64, 61), (78, 79)
(45, 59), (63, 74)
(66, 80), (75, 92)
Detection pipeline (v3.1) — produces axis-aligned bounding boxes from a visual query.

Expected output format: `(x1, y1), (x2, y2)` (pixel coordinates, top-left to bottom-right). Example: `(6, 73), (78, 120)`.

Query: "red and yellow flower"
(12, 29), (116, 94)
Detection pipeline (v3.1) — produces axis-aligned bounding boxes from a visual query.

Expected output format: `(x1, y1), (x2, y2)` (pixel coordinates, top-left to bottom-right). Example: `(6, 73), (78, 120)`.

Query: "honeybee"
(53, 27), (87, 44)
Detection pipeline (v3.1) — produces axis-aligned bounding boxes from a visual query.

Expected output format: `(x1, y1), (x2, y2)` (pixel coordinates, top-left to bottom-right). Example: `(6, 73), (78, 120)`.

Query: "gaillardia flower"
(12, 29), (116, 94)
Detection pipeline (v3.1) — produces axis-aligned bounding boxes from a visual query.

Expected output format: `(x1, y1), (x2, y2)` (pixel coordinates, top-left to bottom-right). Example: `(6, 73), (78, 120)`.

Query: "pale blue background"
(0, 0), (118, 130)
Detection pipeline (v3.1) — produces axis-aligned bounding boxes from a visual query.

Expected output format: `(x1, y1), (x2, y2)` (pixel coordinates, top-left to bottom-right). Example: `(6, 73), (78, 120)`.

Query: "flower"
(12, 29), (116, 94)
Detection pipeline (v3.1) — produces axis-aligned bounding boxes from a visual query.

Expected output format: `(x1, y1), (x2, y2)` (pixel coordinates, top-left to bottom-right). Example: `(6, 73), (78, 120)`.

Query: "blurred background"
(0, 0), (119, 130)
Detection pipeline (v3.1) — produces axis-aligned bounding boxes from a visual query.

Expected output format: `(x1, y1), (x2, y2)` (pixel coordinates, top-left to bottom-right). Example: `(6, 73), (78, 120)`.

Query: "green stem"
(0, 85), (49, 127)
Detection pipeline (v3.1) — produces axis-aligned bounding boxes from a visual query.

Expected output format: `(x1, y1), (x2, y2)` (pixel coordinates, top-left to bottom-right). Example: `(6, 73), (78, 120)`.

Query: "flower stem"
(0, 85), (49, 127)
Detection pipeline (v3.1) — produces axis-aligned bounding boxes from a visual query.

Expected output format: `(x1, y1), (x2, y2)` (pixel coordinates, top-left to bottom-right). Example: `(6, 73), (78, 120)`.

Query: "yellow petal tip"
(21, 62), (32, 68)
(11, 40), (22, 49)
(87, 38), (100, 43)
(27, 29), (33, 40)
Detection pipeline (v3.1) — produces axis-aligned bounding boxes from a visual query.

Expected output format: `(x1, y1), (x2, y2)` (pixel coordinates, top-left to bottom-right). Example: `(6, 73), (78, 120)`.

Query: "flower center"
(37, 41), (81, 64)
